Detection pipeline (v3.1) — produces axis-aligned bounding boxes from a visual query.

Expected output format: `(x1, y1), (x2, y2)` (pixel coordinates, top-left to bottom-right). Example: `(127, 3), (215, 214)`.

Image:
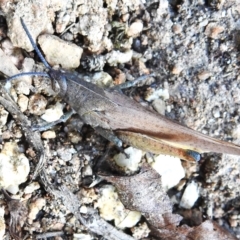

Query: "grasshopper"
(6, 18), (240, 163)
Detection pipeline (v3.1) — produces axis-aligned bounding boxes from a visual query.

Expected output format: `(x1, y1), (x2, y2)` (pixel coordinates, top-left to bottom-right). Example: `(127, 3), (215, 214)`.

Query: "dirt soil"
(0, 0), (240, 239)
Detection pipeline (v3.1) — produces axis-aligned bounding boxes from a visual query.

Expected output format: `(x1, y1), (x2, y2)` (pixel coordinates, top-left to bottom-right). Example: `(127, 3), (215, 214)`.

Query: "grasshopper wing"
(104, 91), (240, 156)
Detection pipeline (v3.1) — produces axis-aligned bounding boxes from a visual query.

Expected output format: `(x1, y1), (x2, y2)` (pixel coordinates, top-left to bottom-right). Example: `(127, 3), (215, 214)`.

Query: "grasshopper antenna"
(6, 72), (49, 81)
(1, 19), (51, 84)
(20, 18), (51, 69)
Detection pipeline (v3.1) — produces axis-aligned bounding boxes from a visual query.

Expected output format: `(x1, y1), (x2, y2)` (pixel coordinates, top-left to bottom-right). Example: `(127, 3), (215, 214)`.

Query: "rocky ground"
(0, 0), (240, 239)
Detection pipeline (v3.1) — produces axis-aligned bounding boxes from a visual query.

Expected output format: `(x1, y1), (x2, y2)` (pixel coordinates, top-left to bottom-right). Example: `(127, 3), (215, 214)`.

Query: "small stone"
(172, 64), (183, 75)
(82, 165), (93, 177)
(137, 59), (150, 75)
(41, 102), (64, 122)
(197, 70), (212, 81)
(166, 105), (172, 112)
(1, 38), (15, 56)
(76, 72), (113, 88)
(95, 185), (141, 229)
(114, 69), (126, 85)
(73, 233), (93, 240)
(57, 147), (76, 162)
(24, 182), (40, 194)
(122, 13), (130, 22)
(0, 49), (19, 77)
(28, 94), (48, 115)
(18, 57), (35, 93)
(42, 131), (56, 139)
(180, 181), (199, 209)
(38, 34), (83, 69)
(0, 142), (30, 194)
(214, 207), (224, 218)
(127, 21), (143, 37)
(0, 106), (8, 127)
(91, 72), (113, 88)
(78, 188), (98, 204)
(229, 218), (238, 228)
(114, 147), (142, 171)
(212, 106), (220, 118)
(199, 19), (209, 28)
(157, 0), (169, 15)
(106, 50), (133, 66)
(207, 202), (213, 218)
(132, 222), (150, 239)
(68, 132), (82, 144)
(22, 57), (35, 73)
(145, 88), (169, 101)
(8, 11), (53, 52)
(76, 8), (109, 52)
(2, 131), (12, 140)
(152, 98), (166, 115)
(151, 155), (185, 190)
(28, 198), (46, 224)
(17, 94), (29, 112)
(79, 205), (88, 214)
(205, 23), (224, 39)
(172, 24), (182, 34)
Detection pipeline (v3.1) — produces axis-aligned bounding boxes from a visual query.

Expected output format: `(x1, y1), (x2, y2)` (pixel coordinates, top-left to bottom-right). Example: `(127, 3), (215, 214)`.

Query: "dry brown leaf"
(100, 164), (238, 239)
(100, 164), (182, 229)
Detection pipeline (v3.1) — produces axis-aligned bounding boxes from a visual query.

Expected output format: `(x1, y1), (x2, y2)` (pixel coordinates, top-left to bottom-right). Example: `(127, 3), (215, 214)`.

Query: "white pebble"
(145, 88), (169, 102)
(79, 205), (88, 214)
(17, 94), (29, 112)
(38, 34), (83, 69)
(151, 155), (185, 190)
(127, 21), (143, 37)
(0, 48), (19, 77)
(24, 182), (40, 194)
(180, 181), (199, 209)
(41, 102), (64, 122)
(15, 57), (35, 95)
(42, 131), (56, 139)
(152, 98), (166, 115)
(95, 185), (141, 229)
(106, 50), (133, 66)
(0, 107), (8, 127)
(0, 142), (30, 194)
(157, 0), (169, 15)
(212, 107), (220, 118)
(73, 233), (93, 240)
(114, 147), (142, 171)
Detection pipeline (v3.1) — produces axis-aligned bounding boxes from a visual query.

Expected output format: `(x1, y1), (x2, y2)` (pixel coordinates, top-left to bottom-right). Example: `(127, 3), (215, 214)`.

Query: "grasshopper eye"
(51, 79), (60, 92)
(49, 71), (67, 96)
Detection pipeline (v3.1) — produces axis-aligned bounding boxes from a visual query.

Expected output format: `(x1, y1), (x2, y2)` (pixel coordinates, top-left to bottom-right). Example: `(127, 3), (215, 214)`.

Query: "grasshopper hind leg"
(116, 130), (201, 162)
(186, 150), (201, 162)
(94, 127), (123, 148)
